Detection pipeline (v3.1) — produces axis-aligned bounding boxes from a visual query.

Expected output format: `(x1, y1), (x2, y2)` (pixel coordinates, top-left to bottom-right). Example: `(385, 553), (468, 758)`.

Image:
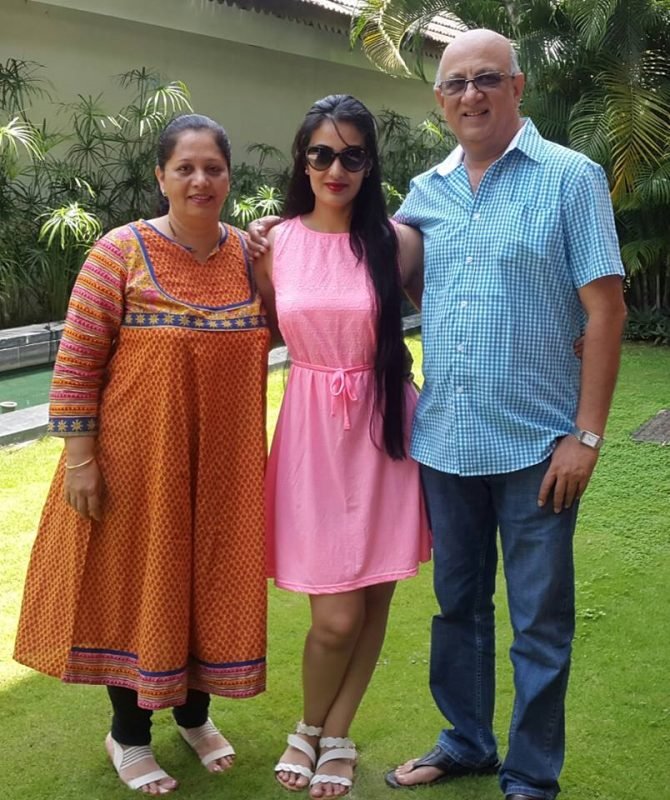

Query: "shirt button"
(460, 300), (468, 309)
(472, 212), (480, 220)
(457, 344), (465, 353)
(456, 386), (464, 394)
(465, 256), (473, 264)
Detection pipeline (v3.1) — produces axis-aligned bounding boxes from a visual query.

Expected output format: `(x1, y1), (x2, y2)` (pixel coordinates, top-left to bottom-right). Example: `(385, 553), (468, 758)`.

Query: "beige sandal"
(106, 733), (176, 794)
(275, 721), (323, 790)
(177, 717), (235, 770)
(309, 736), (357, 796)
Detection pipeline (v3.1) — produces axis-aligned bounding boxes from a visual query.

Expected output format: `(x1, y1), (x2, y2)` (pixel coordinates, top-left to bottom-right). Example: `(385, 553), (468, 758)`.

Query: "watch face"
(581, 431), (602, 448)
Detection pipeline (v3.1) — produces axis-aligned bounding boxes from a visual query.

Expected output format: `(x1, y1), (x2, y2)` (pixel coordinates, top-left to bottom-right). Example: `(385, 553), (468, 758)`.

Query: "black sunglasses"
(305, 145), (368, 173)
(437, 71), (514, 96)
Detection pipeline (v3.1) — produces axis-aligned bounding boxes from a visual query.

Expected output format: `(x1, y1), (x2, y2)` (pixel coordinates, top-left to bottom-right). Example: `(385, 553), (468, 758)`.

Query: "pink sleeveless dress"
(266, 217), (431, 594)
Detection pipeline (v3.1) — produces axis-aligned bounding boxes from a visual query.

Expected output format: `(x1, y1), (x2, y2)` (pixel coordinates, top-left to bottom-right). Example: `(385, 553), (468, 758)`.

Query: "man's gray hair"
(434, 41), (522, 87)
(509, 46), (521, 75)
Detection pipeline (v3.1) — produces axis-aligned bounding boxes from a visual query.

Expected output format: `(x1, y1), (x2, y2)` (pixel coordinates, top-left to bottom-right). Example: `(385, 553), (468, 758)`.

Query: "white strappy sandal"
(106, 733), (176, 794)
(275, 721), (323, 790)
(309, 736), (357, 797)
(177, 717), (235, 770)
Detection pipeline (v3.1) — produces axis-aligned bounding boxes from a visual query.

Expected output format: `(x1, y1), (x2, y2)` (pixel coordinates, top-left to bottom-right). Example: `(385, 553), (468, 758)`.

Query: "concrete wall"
(1, 0), (439, 166)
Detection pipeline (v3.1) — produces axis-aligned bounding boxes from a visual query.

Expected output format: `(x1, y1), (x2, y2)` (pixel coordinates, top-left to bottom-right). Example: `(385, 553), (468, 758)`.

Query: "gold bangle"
(65, 456), (95, 470)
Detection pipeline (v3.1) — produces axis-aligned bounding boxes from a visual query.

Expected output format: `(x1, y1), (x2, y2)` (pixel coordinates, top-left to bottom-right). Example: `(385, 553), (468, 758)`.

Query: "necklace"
(167, 218), (180, 241)
(167, 217), (222, 258)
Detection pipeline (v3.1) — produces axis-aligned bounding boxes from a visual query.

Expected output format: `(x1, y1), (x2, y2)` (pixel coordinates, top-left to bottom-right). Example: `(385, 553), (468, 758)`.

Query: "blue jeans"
(421, 459), (578, 800)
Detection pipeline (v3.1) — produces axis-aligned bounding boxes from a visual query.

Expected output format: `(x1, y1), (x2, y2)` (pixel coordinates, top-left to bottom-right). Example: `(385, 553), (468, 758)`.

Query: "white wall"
(1, 0), (440, 167)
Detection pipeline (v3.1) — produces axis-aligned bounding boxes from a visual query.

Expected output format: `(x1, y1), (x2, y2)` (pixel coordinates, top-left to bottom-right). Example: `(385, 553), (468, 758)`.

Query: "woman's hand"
(252, 227), (281, 344)
(573, 335), (585, 359)
(64, 460), (103, 521)
(246, 216), (282, 259)
(395, 223), (424, 310)
(63, 437), (103, 521)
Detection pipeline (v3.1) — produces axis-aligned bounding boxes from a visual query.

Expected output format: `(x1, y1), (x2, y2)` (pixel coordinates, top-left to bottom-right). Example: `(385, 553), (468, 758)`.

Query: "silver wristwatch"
(572, 427), (604, 450)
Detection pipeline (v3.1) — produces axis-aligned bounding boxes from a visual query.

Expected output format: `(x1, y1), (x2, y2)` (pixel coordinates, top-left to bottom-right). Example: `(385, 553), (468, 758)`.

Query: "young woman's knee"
(309, 606), (364, 650)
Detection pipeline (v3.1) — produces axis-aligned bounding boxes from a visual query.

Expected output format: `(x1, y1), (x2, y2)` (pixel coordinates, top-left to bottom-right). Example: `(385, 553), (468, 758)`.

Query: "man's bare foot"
(177, 718), (235, 773)
(106, 733), (178, 795)
(391, 758), (446, 787)
(384, 746), (501, 789)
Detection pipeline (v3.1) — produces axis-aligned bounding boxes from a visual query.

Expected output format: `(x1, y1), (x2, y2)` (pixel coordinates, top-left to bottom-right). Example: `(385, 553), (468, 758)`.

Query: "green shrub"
(0, 63), (454, 329)
(226, 142), (289, 226)
(0, 62), (194, 325)
(377, 108), (455, 213)
(0, 62), (288, 327)
(624, 308), (670, 346)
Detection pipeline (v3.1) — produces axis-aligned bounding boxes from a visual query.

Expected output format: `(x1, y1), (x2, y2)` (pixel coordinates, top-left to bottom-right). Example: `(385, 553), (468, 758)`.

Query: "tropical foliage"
(0, 62), (194, 325)
(624, 307), (670, 345)
(2, 10), (669, 340)
(0, 57), (445, 328)
(0, 61), (286, 327)
(378, 108), (456, 211)
(352, 0), (670, 317)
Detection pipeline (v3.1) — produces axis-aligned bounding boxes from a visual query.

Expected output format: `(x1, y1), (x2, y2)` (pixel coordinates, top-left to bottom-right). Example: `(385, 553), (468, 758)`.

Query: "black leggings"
(107, 686), (210, 746)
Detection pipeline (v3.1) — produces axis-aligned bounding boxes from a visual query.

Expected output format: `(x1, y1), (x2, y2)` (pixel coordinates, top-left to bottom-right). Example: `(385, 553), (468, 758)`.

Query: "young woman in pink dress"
(253, 95), (430, 798)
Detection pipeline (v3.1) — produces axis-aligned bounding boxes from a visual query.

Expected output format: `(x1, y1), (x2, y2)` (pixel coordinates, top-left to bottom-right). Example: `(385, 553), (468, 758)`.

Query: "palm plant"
(0, 61), (193, 325)
(231, 185), (284, 227)
(0, 60), (300, 325)
(0, 117), (44, 164)
(377, 108), (455, 209)
(36, 203), (102, 319)
(226, 142), (290, 224)
(0, 61), (48, 325)
(351, 0), (575, 79)
(0, 58), (50, 115)
(352, 0), (670, 315)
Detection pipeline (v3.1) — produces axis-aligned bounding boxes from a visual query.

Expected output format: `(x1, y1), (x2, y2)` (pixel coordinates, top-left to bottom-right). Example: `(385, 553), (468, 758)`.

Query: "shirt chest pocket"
(492, 202), (562, 269)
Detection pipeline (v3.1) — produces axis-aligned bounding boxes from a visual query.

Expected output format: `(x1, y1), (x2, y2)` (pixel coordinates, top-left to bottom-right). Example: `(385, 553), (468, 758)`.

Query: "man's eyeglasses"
(436, 72), (514, 96)
(305, 145), (368, 172)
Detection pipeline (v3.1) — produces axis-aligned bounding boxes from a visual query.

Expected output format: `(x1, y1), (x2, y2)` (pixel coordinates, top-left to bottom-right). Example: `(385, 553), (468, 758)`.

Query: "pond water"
(0, 364), (53, 411)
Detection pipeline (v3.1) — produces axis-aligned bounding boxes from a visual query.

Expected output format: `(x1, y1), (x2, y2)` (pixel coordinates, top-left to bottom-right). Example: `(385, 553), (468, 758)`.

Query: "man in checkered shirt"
(385, 28), (627, 800)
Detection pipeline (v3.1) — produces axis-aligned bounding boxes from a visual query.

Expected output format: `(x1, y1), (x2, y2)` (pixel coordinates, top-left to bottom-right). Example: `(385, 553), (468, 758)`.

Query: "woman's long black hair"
(283, 94), (406, 459)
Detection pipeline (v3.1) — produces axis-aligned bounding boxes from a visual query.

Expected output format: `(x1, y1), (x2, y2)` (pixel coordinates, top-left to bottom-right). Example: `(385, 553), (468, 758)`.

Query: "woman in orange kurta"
(14, 115), (269, 795)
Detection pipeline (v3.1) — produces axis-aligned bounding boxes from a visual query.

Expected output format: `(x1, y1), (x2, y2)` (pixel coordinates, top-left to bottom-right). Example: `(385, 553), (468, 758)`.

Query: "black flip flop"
(384, 745), (500, 789)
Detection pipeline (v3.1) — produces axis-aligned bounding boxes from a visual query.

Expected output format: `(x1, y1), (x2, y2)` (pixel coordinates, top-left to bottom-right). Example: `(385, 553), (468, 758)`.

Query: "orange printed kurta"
(14, 221), (269, 709)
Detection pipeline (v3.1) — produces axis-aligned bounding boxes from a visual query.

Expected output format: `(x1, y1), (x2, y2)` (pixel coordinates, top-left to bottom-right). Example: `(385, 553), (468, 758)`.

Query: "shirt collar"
(435, 119), (541, 176)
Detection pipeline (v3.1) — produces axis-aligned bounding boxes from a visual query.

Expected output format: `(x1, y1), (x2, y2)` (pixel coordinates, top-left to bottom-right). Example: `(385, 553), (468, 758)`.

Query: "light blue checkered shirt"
(396, 120), (625, 476)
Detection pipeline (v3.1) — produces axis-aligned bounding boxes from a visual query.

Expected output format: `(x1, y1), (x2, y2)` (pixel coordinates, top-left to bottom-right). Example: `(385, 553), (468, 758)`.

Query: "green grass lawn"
(0, 341), (668, 799)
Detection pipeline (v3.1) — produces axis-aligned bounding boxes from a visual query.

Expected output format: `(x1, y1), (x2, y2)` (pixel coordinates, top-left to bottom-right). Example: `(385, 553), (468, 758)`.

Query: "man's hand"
(246, 215), (282, 259)
(538, 436), (599, 513)
(539, 275), (625, 513)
